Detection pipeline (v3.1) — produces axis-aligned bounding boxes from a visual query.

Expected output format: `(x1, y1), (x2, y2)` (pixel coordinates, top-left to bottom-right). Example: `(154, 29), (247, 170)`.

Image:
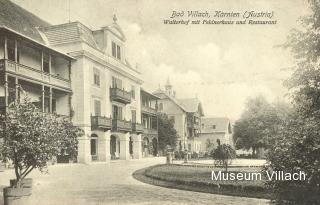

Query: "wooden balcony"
(0, 59), (71, 91)
(132, 123), (143, 133)
(112, 119), (132, 132)
(141, 105), (157, 115)
(143, 128), (158, 136)
(91, 116), (112, 130)
(110, 87), (131, 104)
(187, 120), (200, 129)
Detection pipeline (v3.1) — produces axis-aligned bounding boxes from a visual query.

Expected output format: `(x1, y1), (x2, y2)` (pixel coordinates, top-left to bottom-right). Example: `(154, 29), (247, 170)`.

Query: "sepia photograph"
(0, 0), (319, 204)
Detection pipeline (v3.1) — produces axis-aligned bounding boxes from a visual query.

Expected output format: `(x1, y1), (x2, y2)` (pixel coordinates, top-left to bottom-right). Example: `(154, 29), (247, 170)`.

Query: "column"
(77, 127), (91, 164)
(49, 87), (52, 113)
(119, 132), (130, 160)
(132, 134), (142, 159)
(15, 77), (18, 103)
(14, 40), (17, 62)
(49, 54), (51, 74)
(41, 85), (45, 112)
(41, 51), (43, 72)
(4, 74), (8, 108)
(4, 36), (7, 59)
(98, 130), (111, 162)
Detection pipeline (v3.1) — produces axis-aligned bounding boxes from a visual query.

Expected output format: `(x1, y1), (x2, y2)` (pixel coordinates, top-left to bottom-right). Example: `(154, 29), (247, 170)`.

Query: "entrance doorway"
(110, 135), (120, 159)
(90, 134), (98, 161)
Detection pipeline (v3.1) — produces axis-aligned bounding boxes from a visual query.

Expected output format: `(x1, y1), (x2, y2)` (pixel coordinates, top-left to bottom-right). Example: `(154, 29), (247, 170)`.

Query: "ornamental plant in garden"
(211, 139), (236, 172)
(0, 96), (82, 188)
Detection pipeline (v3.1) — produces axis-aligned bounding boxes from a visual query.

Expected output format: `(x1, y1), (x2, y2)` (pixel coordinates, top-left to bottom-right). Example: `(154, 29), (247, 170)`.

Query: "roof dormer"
(93, 15), (126, 62)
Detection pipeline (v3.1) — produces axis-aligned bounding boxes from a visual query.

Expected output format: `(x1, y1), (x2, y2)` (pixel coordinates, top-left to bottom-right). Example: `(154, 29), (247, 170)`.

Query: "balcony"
(0, 59), (71, 91)
(132, 123), (143, 133)
(91, 116), (112, 130)
(110, 87), (131, 104)
(143, 128), (158, 136)
(112, 119), (132, 132)
(141, 105), (157, 115)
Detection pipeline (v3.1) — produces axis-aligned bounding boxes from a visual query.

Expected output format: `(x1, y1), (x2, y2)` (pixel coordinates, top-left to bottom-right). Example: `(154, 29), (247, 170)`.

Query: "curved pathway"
(0, 158), (269, 205)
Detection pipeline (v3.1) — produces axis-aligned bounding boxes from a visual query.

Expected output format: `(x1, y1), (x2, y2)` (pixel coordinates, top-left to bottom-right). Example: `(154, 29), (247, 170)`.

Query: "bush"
(191, 152), (199, 159)
(174, 151), (184, 160)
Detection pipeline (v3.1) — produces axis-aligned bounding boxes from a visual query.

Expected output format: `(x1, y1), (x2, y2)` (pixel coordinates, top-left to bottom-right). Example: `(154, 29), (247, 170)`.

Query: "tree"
(205, 139), (215, 155)
(0, 96), (82, 187)
(157, 113), (178, 153)
(233, 95), (282, 156)
(211, 139), (236, 172)
(265, 1), (320, 204)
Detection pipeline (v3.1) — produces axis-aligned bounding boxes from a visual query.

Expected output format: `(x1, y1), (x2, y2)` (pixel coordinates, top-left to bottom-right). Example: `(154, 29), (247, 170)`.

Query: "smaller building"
(140, 88), (159, 157)
(153, 79), (204, 153)
(199, 117), (234, 153)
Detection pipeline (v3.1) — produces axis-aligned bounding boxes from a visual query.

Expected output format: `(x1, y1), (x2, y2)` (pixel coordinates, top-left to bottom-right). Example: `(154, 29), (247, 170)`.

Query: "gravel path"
(0, 158), (270, 205)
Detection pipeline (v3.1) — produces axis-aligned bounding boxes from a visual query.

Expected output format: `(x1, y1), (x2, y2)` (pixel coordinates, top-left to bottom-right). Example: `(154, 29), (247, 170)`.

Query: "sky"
(12, 0), (310, 119)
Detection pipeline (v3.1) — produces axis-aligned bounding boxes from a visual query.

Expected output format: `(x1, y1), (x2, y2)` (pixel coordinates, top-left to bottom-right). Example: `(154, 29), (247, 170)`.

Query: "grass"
(146, 165), (265, 186)
(134, 164), (272, 199)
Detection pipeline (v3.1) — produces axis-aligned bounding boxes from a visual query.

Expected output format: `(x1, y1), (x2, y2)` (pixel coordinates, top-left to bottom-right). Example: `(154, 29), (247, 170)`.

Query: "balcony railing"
(91, 116), (112, 130)
(110, 87), (131, 104)
(143, 128), (158, 135)
(0, 59), (71, 90)
(112, 119), (132, 132)
(141, 105), (157, 115)
(187, 121), (200, 129)
(132, 123), (143, 133)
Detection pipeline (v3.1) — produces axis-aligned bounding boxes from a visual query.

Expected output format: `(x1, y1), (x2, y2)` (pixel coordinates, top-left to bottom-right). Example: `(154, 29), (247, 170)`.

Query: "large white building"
(0, 0), (158, 164)
(39, 16), (148, 163)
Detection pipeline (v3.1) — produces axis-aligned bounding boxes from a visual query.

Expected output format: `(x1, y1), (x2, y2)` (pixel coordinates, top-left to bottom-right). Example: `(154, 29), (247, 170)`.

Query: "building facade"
(141, 88), (159, 157)
(0, 0), (159, 164)
(38, 17), (147, 163)
(199, 117), (234, 153)
(153, 80), (204, 153)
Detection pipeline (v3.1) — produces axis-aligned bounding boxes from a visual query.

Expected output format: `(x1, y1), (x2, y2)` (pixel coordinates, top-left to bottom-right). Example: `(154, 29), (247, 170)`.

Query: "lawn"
(138, 164), (272, 199)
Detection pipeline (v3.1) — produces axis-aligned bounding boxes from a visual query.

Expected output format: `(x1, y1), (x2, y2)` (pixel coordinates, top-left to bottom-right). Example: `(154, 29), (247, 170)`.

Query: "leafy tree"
(205, 139), (215, 153)
(233, 95), (282, 156)
(211, 139), (236, 171)
(265, 1), (320, 204)
(157, 113), (178, 153)
(0, 96), (82, 187)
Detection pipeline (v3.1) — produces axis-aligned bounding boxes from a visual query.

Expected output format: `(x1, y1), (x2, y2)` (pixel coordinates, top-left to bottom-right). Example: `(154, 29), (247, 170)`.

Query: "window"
(131, 85), (135, 99)
(112, 42), (116, 58)
(111, 41), (121, 60)
(112, 105), (123, 120)
(201, 123), (204, 129)
(131, 110), (136, 123)
(94, 100), (101, 116)
(212, 125), (216, 129)
(112, 77), (122, 89)
(158, 103), (163, 111)
(43, 53), (50, 73)
(116, 45), (121, 60)
(93, 69), (100, 86)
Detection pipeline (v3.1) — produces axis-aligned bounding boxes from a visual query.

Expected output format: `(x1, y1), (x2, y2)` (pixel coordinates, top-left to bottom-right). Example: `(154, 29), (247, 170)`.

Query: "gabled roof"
(178, 98), (204, 116)
(201, 117), (232, 134)
(0, 0), (50, 43)
(153, 89), (204, 115)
